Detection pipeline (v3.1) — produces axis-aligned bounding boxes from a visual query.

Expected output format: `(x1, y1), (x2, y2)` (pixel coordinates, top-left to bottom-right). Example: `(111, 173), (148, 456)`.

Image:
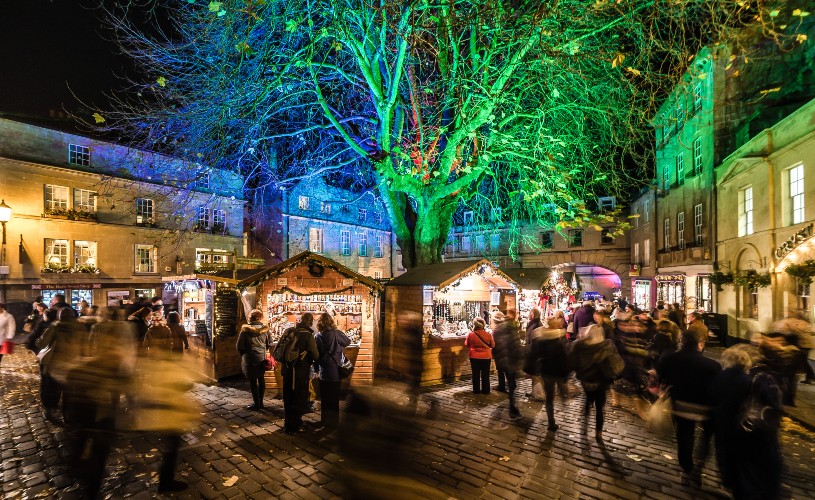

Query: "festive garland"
(785, 260), (815, 286)
(732, 270), (771, 291)
(708, 271), (734, 291)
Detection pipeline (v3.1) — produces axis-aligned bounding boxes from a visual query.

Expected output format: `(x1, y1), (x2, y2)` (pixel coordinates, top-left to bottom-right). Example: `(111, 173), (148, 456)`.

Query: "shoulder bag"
(331, 352), (354, 378)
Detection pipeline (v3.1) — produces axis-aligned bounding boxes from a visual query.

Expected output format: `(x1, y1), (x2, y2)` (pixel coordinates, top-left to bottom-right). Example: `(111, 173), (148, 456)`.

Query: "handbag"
(646, 390), (674, 435)
(0, 340), (13, 355)
(36, 344), (53, 365)
(331, 353), (354, 378)
(262, 354), (275, 371)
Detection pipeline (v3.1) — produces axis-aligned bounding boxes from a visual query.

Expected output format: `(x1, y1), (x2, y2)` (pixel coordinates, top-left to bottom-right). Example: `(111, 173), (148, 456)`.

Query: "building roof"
(500, 267), (551, 290)
(161, 269), (260, 285)
(236, 251), (382, 292)
(386, 259), (518, 289)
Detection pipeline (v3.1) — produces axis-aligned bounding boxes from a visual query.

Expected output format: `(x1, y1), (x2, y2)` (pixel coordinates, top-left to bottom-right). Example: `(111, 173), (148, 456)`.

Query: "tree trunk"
(395, 197), (457, 270)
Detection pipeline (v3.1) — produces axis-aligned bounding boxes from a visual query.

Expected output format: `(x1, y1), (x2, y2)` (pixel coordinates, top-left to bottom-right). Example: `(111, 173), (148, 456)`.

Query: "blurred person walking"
(237, 309), (272, 411)
(685, 311), (710, 349)
(36, 307), (86, 424)
(0, 303), (16, 365)
(493, 309), (523, 420)
(315, 312), (351, 428)
(280, 313), (319, 434)
(166, 311), (189, 354)
(527, 318), (570, 431)
(26, 305), (53, 355)
(773, 313), (815, 386)
(524, 308), (544, 400)
(465, 317), (494, 394)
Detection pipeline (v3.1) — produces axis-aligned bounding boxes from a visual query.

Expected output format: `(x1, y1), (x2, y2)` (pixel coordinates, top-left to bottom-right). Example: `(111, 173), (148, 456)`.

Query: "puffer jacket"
(236, 322), (271, 365)
(570, 326), (619, 391)
(493, 319), (523, 373)
(529, 327), (571, 378)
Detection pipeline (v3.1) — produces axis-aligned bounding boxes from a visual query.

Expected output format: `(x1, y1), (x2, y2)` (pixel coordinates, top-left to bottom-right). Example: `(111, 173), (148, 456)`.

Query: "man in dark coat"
(493, 309), (523, 420)
(657, 331), (722, 478)
(571, 301), (596, 339)
(281, 313), (320, 434)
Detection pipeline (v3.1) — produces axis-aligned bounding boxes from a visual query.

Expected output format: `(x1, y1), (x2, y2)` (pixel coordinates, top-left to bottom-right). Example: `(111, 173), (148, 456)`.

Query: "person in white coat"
(0, 303), (17, 364)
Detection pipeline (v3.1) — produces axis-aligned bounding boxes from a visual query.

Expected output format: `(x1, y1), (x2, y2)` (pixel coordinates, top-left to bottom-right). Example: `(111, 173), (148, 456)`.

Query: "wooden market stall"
(382, 260), (519, 386)
(237, 252), (382, 396)
(500, 267), (551, 330)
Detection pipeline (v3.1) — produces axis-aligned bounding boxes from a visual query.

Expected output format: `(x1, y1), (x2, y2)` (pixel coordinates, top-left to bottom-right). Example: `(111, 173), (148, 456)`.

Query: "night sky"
(0, 1), (127, 119)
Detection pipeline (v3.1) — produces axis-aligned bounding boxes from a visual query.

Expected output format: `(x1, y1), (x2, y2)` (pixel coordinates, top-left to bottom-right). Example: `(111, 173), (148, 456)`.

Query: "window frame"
(299, 196), (310, 210)
(197, 206), (211, 230)
(739, 186), (754, 237)
(633, 242), (640, 265)
(693, 82), (703, 114)
(790, 164), (805, 224)
(358, 231), (368, 257)
(374, 233), (383, 258)
(664, 218), (671, 249)
(340, 230), (351, 256)
(693, 138), (703, 176)
(45, 238), (70, 267)
(309, 227), (323, 253)
(644, 239), (651, 266)
(134, 244), (158, 274)
(463, 211), (474, 225)
(68, 144), (91, 167)
(676, 153), (685, 186)
(45, 185), (69, 212)
(135, 198), (154, 225)
(568, 229), (583, 248)
(212, 209), (226, 231)
(358, 208), (367, 222)
(541, 231), (553, 249)
(73, 189), (97, 213)
(320, 201), (331, 215)
(677, 212), (685, 249)
(601, 228), (614, 245)
(694, 204), (703, 245)
(73, 240), (97, 267)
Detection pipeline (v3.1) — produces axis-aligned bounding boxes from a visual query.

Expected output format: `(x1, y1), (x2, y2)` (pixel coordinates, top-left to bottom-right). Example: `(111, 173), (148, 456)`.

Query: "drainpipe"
(765, 130), (779, 319)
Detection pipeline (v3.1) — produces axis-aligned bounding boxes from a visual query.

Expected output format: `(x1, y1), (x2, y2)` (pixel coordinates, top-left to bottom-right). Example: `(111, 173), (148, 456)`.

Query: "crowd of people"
(463, 299), (812, 499)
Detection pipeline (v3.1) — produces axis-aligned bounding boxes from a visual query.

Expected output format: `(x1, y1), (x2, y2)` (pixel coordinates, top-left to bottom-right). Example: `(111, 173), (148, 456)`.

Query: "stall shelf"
(382, 260), (519, 386)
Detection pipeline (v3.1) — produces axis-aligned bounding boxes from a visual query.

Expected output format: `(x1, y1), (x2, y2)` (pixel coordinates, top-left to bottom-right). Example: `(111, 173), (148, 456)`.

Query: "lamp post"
(0, 200), (11, 303)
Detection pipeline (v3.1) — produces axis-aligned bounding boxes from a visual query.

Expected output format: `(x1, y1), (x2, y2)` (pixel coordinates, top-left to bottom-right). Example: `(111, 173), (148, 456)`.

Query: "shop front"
(500, 267), (551, 330)
(237, 252), (382, 394)
(382, 260), (518, 386)
(632, 279), (655, 311)
(656, 274), (685, 307)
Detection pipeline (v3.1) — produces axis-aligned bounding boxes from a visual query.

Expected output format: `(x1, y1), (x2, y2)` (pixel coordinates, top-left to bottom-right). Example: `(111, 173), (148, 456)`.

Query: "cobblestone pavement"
(2, 348), (815, 500)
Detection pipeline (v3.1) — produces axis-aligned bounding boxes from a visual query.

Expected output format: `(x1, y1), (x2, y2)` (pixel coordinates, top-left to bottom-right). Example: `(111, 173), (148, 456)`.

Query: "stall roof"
(236, 251), (383, 292)
(500, 267), (551, 290)
(386, 259), (519, 289)
(161, 269), (259, 284)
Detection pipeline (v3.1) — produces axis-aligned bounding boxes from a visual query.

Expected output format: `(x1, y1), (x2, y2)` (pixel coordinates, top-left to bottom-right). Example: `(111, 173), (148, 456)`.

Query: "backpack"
(272, 328), (303, 365)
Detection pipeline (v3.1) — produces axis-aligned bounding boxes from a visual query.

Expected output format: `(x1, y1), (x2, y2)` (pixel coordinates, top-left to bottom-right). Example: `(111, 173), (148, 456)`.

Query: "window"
(74, 241), (97, 267)
(676, 154), (685, 186)
(693, 83), (703, 114)
(358, 231), (368, 257)
(693, 138), (703, 176)
(358, 208), (367, 222)
(541, 231), (553, 249)
(568, 229), (583, 247)
(396, 250), (406, 271)
(676, 102), (685, 131)
(598, 197), (616, 212)
(74, 189), (96, 213)
(136, 198), (154, 224)
(196, 248), (230, 268)
(374, 211), (383, 224)
(694, 204), (703, 245)
(299, 196), (310, 210)
(374, 234), (383, 258)
(309, 228), (323, 253)
(68, 144), (90, 167)
(197, 207), (211, 229)
(491, 208), (502, 221)
(45, 239), (69, 267)
(212, 209), (226, 231)
(664, 218), (671, 249)
(320, 202), (331, 215)
(460, 236), (471, 253)
(644, 200), (650, 223)
(340, 230), (351, 256)
(490, 233), (501, 250)
(601, 228), (614, 245)
(677, 212), (685, 249)
(45, 185), (69, 212)
(134, 244), (157, 273)
(476, 235), (486, 251)
(463, 211), (474, 225)
(192, 172), (210, 190)
(739, 186), (754, 237)
(633, 242), (640, 265)
(373, 271), (382, 280)
(663, 163), (671, 191)
(644, 239), (651, 266)
(790, 164), (805, 224)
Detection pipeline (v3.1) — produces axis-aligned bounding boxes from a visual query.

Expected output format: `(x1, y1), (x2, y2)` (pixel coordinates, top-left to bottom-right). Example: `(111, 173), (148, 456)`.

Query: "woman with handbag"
(315, 312), (351, 429)
(464, 317), (494, 394)
(236, 309), (272, 411)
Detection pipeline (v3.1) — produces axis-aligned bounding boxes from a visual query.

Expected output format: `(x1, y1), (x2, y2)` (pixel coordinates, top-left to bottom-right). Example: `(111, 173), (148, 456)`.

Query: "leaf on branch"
(769, 10), (780, 17)
(796, 34), (808, 43)
(235, 41), (253, 55)
(625, 67), (641, 77)
(760, 87), (782, 95)
(611, 52), (625, 68)
(285, 19), (298, 32)
(92, 112), (105, 124)
(208, 1), (222, 12)
(156, 76), (167, 87)
(793, 9), (809, 17)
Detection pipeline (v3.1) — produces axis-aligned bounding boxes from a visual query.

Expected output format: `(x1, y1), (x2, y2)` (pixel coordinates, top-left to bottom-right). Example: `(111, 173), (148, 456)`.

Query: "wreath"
(307, 261), (325, 277)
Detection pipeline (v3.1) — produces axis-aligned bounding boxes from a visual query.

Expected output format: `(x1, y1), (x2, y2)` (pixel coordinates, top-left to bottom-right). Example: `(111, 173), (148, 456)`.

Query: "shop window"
(71, 289), (93, 306)
(798, 280), (810, 313)
(374, 234), (383, 258)
(644, 239), (650, 266)
(320, 201), (331, 215)
(463, 211), (474, 225)
(309, 228), (323, 253)
(45, 185), (69, 212)
(568, 229), (583, 247)
(601, 228), (614, 245)
(358, 231), (368, 257)
(790, 164), (805, 224)
(45, 238), (69, 267)
(68, 144), (91, 167)
(541, 231), (553, 249)
(73, 189), (96, 213)
(694, 204), (703, 245)
(693, 138), (702, 176)
(299, 196), (309, 210)
(136, 198), (154, 224)
(676, 154), (685, 186)
(696, 276), (712, 312)
(677, 212), (685, 249)
(738, 186), (754, 236)
(134, 288), (154, 302)
(134, 244), (157, 273)
(340, 230), (351, 256)
(358, 208), (367, 222)
(74, 240), (97, 267)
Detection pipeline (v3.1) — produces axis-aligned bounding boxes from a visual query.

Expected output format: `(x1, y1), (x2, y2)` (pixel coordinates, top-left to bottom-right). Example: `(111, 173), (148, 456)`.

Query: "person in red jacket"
(465, 318), (495, 394)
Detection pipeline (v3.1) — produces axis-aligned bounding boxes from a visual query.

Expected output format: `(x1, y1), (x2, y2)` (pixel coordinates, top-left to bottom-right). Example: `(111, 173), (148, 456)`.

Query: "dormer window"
(299, 196), (309, 210)
(68, 144), (90, 167)
(358, 208), (367, 222)
(463, 211), (474, 225)
(320, 202), (331, 214)
(597, 197), (616, 212)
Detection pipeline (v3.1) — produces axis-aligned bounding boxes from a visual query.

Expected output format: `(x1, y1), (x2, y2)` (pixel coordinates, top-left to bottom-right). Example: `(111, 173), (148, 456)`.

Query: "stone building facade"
(0, 117), (246, 309)
(628, 187), (658, 310)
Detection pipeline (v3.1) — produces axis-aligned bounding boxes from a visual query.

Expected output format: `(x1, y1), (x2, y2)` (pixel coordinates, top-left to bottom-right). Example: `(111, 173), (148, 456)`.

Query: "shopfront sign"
(775, 223), (815, 259)
(655, 274), (685, 282)
(32, 283), (102, 290)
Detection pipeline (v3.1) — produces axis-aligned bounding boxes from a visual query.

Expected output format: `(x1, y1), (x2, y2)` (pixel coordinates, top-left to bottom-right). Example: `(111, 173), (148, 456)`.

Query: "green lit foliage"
(94, 0), (802, 267)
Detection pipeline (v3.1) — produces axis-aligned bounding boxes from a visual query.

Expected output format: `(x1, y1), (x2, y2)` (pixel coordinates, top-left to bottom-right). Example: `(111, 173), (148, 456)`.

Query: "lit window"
(693, 83), (703, 113)
(693, 138), (703, 176)
(192, 172), (210, 190)
(299, 196), (310, 210)
(358, 208), (367, 222)
(663, 163), (671, 191)
(568, 229), (583, 248)
(541, 232), (553, 249)
(676, 154), (685, 186)
(68, 144), (90, 167)
(739, 186), (754, 237)
(340, 230), (351, 256)
(373, 271), (382, 280)
(74, 189), (96, 213)
(633, 242), (640, 265)
(790, 164), (805, 224)
(463, 211), (474, 225)
(374, 234), (383, 258)
(45, 185), (69, 212)
(196, 248), (229, 268)
(677, 212), (685, 249)
(136, 198), (154, 224)
(320, 202), (331, 215)
(74, 240), (97, 267)
(374, 211), (383, 224)
(694, 204), (703, 245)
(644, 239), (651, 266)
(601, 228), (614, 245)
(676, 102), (685, 130)
(309, 228), (323, 253)
(358, 231), (368, 257)
(664, 218), (671, 249)
(197, 207), (211, 229)
(212, 209), (226, 231)
(396, 250), (406, 271)
(135, 244), (157, 273)
(45, 239), (69, 267)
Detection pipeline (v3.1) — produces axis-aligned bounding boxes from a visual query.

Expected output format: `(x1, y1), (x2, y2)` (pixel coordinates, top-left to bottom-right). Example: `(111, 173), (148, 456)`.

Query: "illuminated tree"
(93, 0), (805, 267)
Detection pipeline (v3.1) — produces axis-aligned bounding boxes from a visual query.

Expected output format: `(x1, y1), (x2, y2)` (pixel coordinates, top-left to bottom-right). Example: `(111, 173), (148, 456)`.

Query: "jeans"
(542, 377), (560, 425)
(470, 358), (491, 394)
(249, 374), (266, 407)
(584, 387), (607, 431)
(319, 379), (342, 427)
(497, 368), (507, 390)
(506, 371), (518, 414)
